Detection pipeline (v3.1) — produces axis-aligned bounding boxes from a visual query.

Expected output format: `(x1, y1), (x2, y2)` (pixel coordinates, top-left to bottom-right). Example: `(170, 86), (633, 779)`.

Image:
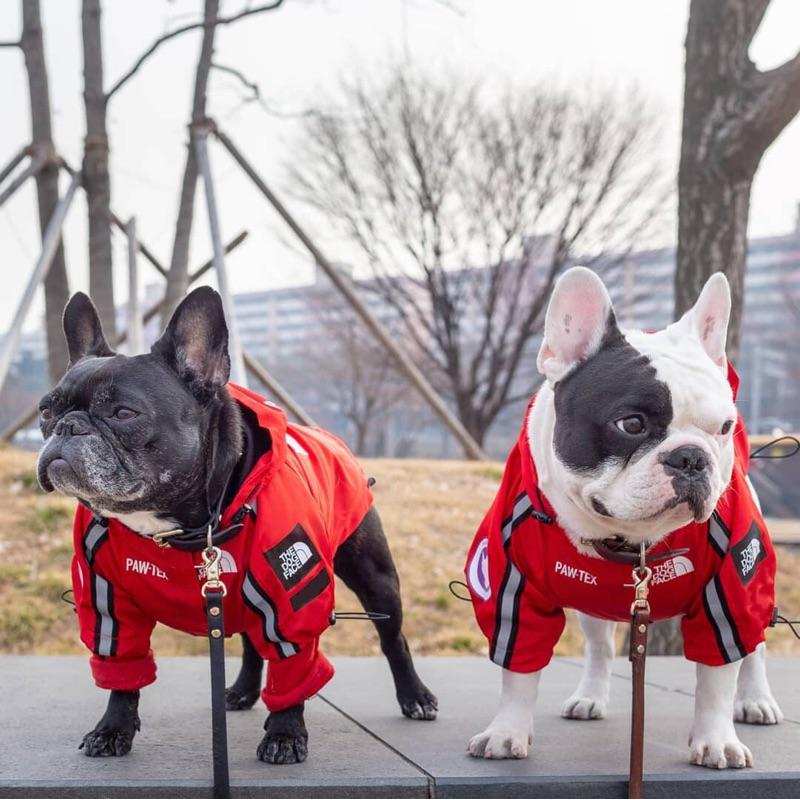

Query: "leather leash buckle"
(625, 565), (652, 616)
(200, 545), (228, 598)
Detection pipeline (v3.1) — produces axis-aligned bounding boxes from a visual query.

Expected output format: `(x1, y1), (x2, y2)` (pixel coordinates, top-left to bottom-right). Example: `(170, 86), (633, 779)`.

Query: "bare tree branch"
(212, 60), (315, 119)
(290, 68), (667, 444)
(105, 0), (284, 102)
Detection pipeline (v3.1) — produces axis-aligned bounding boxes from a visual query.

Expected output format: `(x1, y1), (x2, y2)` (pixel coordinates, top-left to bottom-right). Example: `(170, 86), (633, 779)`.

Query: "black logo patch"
(265, 524), (320, 590)
(730, 522), (766, 586)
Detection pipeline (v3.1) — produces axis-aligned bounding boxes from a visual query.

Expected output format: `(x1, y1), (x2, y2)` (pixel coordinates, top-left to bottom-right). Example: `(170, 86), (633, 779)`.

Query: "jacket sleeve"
(72, 508), (157, 690)
(466, 504), (565, 674)
(239, 496), (337, 711)
(682, 494), (776, 666)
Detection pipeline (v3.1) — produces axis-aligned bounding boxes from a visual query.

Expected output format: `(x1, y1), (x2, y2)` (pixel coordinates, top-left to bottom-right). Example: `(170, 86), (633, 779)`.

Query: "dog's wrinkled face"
(532, 267), (737, 544)
(37, 288), (232, 517)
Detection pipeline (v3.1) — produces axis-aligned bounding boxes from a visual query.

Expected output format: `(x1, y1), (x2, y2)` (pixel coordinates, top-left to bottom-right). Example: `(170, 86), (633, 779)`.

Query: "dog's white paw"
(688, 721), (753, 769)
(468, 725), (531, 759)
(560, 693), (607, 720)
(734, 693), (783, 725)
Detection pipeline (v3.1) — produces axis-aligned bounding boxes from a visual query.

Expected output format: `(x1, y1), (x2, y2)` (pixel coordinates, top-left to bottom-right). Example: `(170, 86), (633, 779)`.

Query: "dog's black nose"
(663, 446), (708, 476)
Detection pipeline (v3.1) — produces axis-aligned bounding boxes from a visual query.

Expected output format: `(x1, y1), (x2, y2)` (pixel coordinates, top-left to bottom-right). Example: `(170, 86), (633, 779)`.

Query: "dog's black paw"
(226, 685), (260, 711)
(79, 723), (138, 757)
(399, 685), (438, 721)
(80, 690), (141, 757)
(257, 732), (309, 764)
(257, 704), (308, 764)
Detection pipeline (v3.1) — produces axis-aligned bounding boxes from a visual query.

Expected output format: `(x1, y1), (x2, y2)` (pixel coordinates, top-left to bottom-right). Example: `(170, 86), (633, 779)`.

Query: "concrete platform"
(1, 655), (798, 798)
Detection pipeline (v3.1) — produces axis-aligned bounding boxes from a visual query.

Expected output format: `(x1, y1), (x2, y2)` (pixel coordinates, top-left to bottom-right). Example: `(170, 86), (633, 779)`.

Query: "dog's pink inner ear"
(537, 267), (613, 382)
(689, 273), (730, 370)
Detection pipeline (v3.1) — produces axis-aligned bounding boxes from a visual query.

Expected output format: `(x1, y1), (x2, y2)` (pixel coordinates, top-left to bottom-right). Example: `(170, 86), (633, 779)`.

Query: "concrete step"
(1, 655), (798, 798)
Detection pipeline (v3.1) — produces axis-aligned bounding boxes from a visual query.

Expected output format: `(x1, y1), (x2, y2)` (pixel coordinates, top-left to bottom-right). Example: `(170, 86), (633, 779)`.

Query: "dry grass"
(1, 446), (798, 659)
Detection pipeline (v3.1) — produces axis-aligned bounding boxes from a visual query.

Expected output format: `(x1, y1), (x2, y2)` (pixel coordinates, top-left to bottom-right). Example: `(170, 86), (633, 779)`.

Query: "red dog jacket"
(71, 384), (373, 711)
(466, 366), (776, 672)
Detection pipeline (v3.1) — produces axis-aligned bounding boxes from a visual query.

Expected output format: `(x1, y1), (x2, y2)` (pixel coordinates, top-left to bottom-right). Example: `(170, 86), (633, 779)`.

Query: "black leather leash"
(201, 542), (230, 799)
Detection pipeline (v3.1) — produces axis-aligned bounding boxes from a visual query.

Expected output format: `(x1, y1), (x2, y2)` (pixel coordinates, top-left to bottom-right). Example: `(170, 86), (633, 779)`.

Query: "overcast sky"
(1, 0), (799, 332)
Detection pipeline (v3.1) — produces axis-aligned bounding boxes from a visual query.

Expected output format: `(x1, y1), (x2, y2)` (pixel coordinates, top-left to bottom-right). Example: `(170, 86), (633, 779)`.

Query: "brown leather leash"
(583, 537), (675, 799)
(626, 546), (652, 800)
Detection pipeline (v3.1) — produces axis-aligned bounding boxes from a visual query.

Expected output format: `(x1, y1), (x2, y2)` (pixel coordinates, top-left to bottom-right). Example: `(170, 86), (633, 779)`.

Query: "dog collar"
(583, 535), (689, 566)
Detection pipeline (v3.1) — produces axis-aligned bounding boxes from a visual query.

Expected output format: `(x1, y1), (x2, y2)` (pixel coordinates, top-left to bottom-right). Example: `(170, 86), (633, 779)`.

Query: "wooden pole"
(194, 124), (247, 387)
(125, 217), (144, 354)
(0, 170), (80, 394)
(0, 146), (28, 187)
(213, 125), (488, 460)
(0, 153), (45, 207)
(243, 351), (316, 427)
(111, 211), (167, 278)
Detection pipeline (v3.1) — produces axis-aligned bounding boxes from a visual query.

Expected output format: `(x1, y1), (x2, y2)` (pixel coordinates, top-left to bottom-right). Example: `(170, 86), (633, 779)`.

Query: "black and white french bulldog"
(37, 288), (437, 763)
(468, 267), (781, 769)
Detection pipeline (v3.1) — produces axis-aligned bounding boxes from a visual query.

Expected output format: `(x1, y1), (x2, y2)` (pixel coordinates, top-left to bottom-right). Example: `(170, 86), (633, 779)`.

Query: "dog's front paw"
(257, 731), (308, 764)
(468, 725), (531, 759)
(734, 693), (783, 725)
(560, 692), (607, 720)
(688, 720), (753, 769)
(79, 724), (138, 757)
(399, 683), (438, 721)
(257, 705), (308, 765)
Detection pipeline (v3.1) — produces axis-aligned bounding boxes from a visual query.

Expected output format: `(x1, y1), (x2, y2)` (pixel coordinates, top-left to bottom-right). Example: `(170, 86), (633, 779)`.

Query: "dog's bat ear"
(62, 292), (115, 365)
(675, 272), (730, 373)
(151, 286), (231, 399)
(536, 266), (618, 384)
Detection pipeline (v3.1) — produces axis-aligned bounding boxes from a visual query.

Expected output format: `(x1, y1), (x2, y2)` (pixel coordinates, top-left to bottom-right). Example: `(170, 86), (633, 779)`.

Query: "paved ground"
(1, 655), (798, 798)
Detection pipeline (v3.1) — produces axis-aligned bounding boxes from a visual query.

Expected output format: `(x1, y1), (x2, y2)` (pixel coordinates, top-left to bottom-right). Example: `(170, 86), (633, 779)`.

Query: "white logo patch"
(195, 549), (238, 580)
(554, 560), (598, 585)
(279, 542), (313, 580)
(125, 557), (167, 580)
(739, 539), (761, 578)
(651, 555), (695, 585)
(467, 538), (491, 600)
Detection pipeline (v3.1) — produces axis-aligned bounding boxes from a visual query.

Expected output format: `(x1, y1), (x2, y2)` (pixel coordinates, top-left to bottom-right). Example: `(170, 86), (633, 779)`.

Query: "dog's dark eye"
(113, 407), (138, 421)
(39, 406), (52, 421)
(720, 419), (734, 435)
(615, 415), (646, 435)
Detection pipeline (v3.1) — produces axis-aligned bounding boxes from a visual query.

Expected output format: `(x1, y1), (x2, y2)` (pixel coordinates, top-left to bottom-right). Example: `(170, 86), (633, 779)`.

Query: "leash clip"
(625, 544), (652, 614)
(200, 530), (227, 597)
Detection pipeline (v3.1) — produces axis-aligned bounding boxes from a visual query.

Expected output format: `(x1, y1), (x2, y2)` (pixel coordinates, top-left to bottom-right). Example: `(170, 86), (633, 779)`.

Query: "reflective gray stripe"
(501, 494), (532, 542)
(84, 520), (107, 564)
(242, 575), (298, 657)
(708, 514), (729, 555)
(492, 493), (533, 667)
(492, 564), (523, 666)
(93, 574), (115, 657)
(704, 577), (741, 662)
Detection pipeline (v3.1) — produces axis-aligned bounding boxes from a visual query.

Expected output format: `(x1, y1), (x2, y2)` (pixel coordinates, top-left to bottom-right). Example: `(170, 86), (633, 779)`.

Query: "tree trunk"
(675, 0), (800, 359)
(81, 0), (115, 336)
(20, 0), (71, 383)
(676, 169), (752, 360)
(161, 0), (220, 326)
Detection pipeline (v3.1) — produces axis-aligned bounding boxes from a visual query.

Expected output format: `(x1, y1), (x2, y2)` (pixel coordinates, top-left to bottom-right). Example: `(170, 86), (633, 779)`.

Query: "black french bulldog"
(37, 287), (437, 763)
